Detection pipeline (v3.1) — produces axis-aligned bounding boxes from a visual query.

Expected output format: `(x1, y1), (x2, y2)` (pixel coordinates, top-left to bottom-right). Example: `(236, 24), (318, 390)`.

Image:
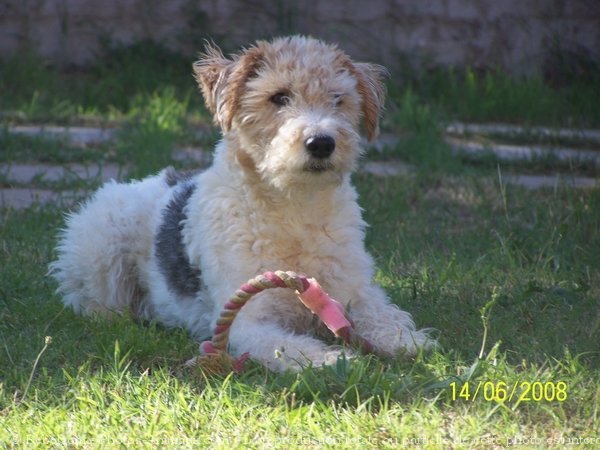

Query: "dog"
(50, 36), (432, 372)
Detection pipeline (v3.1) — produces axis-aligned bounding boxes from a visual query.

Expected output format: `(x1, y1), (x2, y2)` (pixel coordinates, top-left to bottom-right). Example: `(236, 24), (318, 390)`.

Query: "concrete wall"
(1, 0), (598, 74)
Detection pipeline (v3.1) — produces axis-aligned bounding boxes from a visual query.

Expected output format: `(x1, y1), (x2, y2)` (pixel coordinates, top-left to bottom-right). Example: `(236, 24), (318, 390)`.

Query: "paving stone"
(446, 122), (600, 143)
(447, 137), (600, 165)
(7, 125), (116, 146)
(360, 160), (413, 177)
(503, 174), (599, 190)
(1, 163), (125, 184)
(362, 133), (400, 152)
(0, 188), (87, 209)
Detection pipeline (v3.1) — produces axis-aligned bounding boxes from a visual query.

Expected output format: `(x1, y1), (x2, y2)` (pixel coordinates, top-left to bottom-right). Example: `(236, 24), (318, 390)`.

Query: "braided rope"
(200, 270), (373, 357)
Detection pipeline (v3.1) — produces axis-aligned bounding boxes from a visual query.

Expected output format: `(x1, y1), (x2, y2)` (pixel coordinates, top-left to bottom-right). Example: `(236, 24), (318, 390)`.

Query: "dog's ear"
(193, 42), (264, 131)
(193, 42), (232, 128)
(346, 62), (388, 141)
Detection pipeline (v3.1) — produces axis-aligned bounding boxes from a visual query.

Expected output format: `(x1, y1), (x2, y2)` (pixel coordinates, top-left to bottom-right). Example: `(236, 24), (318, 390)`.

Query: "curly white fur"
(50, 36), (433, 372)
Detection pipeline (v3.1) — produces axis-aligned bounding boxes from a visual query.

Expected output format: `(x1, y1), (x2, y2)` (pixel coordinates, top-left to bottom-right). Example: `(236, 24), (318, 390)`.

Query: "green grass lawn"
(1, 44), (599, 448)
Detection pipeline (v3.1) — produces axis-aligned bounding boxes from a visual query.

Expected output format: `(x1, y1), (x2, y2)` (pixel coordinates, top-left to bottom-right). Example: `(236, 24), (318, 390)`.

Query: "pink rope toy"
(187, 270), (374, 374)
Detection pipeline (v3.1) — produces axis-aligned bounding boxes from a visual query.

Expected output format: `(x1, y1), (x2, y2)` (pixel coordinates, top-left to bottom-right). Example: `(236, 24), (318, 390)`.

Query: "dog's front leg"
(227, 309), (351, 372)
(230, 322), (347, 372)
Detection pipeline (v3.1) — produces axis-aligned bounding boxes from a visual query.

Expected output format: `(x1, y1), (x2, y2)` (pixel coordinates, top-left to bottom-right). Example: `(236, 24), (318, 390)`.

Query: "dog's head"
(193, 36), (387, 191)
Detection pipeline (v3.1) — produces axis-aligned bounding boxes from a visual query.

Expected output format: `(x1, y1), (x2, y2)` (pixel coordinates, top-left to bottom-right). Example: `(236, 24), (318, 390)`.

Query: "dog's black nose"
(304, 135), (335, 159)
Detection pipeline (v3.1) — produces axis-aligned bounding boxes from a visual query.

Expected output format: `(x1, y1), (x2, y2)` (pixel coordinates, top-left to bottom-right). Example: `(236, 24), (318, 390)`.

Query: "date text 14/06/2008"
(449, 380), (567, 403)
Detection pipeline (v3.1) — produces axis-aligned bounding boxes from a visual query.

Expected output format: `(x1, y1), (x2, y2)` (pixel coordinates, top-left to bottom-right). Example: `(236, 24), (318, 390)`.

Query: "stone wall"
(1, 0), (598, 75)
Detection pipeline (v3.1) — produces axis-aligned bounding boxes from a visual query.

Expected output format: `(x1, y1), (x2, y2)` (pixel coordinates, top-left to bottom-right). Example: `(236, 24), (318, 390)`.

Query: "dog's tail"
(49, 177), (165, 318)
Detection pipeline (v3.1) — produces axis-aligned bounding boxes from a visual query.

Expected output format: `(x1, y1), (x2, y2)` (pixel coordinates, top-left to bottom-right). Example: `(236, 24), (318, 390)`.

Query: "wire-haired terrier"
(50, 36), (432, 372)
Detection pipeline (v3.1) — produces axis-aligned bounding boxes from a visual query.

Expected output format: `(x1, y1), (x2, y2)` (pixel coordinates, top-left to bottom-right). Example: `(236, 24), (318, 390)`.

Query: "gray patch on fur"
(163, 166), (202, 187)
(155, 180), (202, 298)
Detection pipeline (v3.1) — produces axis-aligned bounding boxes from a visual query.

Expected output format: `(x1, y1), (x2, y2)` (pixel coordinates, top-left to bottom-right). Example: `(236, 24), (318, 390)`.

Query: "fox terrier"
(50, 36), (432, 372)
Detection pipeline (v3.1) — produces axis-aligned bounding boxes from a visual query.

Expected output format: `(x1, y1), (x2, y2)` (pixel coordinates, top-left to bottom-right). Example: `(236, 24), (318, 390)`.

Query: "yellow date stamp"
(449, 380), (567, 403)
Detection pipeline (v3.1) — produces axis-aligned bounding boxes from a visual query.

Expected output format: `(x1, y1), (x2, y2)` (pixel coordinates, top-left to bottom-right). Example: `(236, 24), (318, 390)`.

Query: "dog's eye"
(270, 92), (291, 107)
(333, 94), (343, 107)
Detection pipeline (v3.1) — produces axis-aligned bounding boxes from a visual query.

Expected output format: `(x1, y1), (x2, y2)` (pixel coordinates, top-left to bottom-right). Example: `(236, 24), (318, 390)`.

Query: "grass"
(0, 132), (108, 165)
(1, 176), (598, 447)
(388, 67), (600, 128)
(0, 42), (204, 124)
(1, 43), (599, 448)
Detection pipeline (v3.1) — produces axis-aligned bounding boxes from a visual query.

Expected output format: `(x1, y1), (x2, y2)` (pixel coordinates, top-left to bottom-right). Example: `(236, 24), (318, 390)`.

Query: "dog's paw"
(373, 326), (437, 356)
(351, 305), (437, 357)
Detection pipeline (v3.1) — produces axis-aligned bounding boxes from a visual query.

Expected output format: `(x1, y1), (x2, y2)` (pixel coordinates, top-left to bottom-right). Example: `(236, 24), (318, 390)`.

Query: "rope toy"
(186, 270), (374, 375)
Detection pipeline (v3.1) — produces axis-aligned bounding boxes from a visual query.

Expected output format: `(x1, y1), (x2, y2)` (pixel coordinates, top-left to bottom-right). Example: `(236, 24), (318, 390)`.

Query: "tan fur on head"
(193, 43), (265, 131)
(192, 43), (230, 119)
(193, 37), (387, 141)
(342, 60), (387, 141)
